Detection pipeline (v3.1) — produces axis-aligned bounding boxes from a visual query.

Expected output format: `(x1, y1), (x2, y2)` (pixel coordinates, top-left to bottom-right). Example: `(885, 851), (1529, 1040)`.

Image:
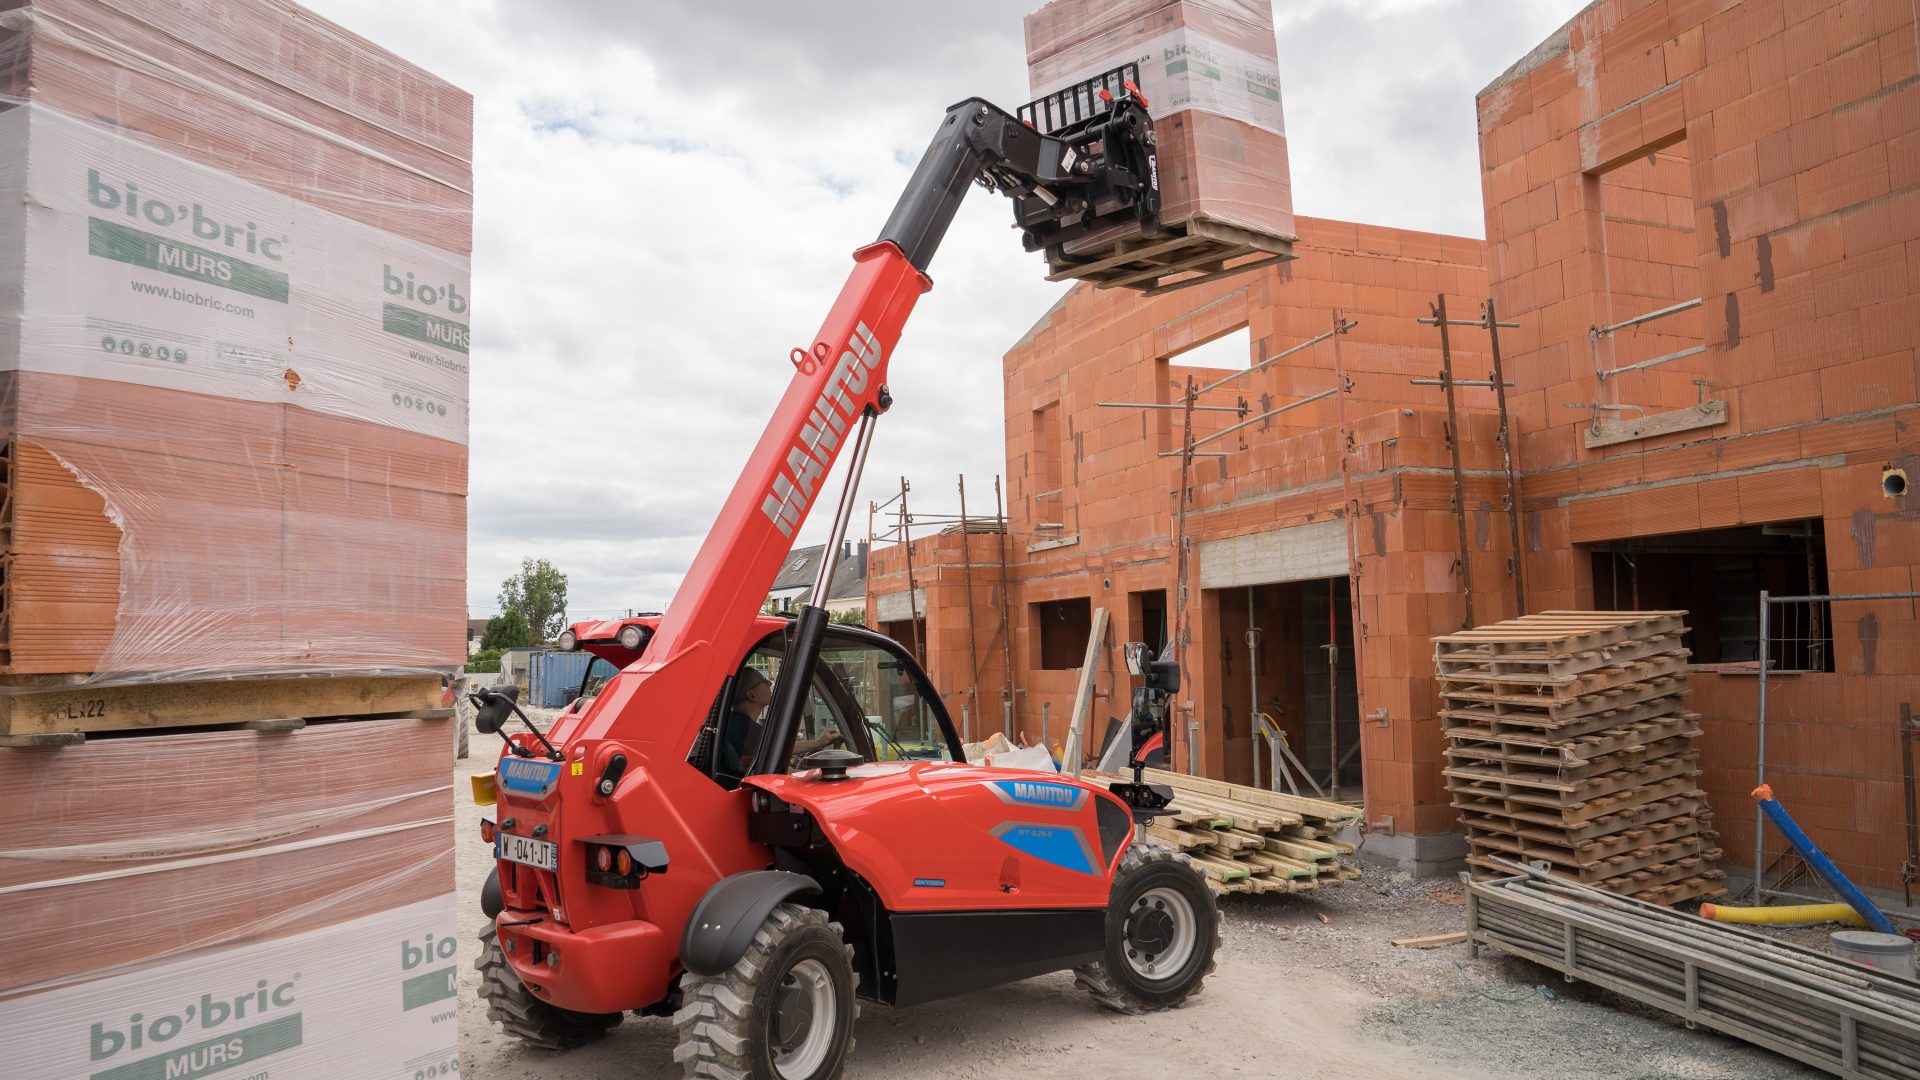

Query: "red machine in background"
(471, 68), (1217, 1080)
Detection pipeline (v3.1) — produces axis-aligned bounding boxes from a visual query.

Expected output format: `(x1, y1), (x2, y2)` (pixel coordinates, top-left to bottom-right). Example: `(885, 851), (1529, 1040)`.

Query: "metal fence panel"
(1755, 592), (1920, 908)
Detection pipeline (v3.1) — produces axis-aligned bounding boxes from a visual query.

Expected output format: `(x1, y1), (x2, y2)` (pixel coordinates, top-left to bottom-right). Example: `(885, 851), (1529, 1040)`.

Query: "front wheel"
(1076, 844), (1219, 1014)
(672, 904), (859, 1080)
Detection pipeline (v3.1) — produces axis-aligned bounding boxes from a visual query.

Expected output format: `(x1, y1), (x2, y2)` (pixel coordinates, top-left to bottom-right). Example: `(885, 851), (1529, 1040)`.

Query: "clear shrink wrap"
(0, 717), (459, 1079)
(1023, 0), (1294, 246)
(0, 0), (471, 682)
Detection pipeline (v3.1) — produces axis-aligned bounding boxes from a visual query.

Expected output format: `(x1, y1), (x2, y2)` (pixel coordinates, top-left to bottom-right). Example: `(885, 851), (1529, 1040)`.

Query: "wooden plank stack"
(1100, 768), (1363, 894)
(1435, 611), (1724, 906)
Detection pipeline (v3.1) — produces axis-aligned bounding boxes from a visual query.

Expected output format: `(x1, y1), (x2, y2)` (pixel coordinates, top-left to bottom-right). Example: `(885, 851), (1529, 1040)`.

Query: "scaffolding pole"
(1485, 299), (1528, 617)
(994, 476), (1015, 739)
(1171, 373), (1198, 774)
(957, 474), (982, 737)
(898, 476), (923, 665)
(1329, 309), (1370, 807)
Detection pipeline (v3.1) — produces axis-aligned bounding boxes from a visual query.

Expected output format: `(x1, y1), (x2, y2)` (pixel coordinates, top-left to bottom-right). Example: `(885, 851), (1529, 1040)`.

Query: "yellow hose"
(1700, 902), (1868, 927)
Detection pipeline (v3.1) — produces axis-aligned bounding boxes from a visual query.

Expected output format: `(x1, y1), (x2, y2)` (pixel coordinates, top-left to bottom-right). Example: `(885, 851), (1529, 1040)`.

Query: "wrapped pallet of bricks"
(1023, 0), (1295, 291)
(1434, 611), (1724, 906)
(0, 718), (457, 1078)
(0, 4), (465, 1076)
(0, 0), (470, 719)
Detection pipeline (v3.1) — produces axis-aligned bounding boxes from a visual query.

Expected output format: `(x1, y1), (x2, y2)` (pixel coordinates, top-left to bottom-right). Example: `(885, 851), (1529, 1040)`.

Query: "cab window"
(818, 638), (952, 762)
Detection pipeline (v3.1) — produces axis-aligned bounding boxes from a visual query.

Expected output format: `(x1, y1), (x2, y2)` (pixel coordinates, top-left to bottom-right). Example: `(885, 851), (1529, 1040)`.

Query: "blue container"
(529, 650), (595, 709)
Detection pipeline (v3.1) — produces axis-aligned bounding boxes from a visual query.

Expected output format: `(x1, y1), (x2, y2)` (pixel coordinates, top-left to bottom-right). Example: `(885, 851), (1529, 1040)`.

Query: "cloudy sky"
(303, 0), (1593, 622)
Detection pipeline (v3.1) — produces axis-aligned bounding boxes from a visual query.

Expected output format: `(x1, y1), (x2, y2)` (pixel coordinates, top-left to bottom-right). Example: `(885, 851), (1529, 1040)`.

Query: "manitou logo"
(1013, 782), (1075, 805)
(759, 322), (884, 537)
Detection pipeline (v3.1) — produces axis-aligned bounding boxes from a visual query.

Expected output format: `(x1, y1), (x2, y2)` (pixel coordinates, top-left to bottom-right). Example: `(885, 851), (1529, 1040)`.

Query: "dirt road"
(452, 744), (1819, 1080)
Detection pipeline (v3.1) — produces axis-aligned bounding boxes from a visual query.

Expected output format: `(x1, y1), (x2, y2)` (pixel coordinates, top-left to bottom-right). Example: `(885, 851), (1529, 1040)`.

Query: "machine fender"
(481, 867), (504, 919)
(680, 870), (822, 977)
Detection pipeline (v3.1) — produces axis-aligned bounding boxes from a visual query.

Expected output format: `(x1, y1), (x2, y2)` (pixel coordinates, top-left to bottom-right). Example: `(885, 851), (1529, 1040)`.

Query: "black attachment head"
(800, 747), (863, 781)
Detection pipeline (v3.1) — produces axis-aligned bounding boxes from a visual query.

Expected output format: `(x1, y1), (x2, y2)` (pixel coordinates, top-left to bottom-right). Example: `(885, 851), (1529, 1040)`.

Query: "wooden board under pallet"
(0, 673), (448, 738)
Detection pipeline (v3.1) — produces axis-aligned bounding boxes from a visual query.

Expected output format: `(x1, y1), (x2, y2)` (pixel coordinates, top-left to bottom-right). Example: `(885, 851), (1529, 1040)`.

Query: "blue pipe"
(1752, 785), (1898, 936)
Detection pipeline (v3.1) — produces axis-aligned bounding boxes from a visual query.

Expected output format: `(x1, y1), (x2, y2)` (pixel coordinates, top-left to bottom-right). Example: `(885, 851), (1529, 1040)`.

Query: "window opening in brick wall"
(1130, 589), (1168, 655)
(1588, 141), (1710, 410)
(1031, 402), (1066, 530)
(1587, 520), (1831, 670)
(1167, 326), (1251, 369)
(1032, 597), (1093, 670)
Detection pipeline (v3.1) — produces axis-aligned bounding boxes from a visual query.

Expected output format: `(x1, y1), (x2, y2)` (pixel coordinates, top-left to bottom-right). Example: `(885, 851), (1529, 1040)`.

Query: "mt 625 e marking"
(470, 69), (1220, 1080)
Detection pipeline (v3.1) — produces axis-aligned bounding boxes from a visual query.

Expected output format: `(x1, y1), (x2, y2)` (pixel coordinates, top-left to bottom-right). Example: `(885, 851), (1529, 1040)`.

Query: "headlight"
(557, 629), (578, 651)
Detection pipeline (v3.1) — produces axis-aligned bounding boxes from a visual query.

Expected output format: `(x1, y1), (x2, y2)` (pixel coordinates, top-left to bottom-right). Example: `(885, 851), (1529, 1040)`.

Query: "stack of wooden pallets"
(1435, 611), (1723, 906)
(1101, 768), (1363, 895)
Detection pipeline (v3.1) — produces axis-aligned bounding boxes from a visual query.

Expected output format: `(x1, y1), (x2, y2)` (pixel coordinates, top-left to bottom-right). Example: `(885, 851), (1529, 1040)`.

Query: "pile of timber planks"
(1436, 611), (1724, 905)
(1100, 768), (1363, 895)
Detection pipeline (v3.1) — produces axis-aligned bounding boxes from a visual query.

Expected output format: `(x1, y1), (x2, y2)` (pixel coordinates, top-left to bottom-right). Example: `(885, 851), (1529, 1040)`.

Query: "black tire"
(474, 924), (621, 1050)
(1075, 844), (1219, 1014)
(672, 903), (858, 1080)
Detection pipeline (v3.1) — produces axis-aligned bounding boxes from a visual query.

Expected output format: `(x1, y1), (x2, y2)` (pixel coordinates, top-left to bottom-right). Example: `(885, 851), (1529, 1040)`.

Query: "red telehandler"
(469, 68), (1219, 1080)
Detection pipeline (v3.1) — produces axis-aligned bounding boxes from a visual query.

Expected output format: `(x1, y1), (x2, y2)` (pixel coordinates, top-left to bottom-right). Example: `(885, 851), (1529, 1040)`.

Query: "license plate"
(496, 834), (558, 872)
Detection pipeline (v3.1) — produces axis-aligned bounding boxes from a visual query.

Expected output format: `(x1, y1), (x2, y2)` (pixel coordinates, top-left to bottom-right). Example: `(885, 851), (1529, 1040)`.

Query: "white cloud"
(301, 0), (1591, 620)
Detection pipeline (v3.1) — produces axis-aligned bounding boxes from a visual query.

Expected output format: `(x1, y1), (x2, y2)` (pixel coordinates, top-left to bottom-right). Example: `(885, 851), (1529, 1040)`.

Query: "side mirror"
(1145, 658), (1181, 695)
(471, 684), (521, 735)
(1122, 642), (1151, 676)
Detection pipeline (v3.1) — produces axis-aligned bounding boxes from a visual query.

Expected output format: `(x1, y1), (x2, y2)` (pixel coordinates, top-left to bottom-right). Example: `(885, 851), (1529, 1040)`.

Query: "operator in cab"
(717, 666), (841, 777)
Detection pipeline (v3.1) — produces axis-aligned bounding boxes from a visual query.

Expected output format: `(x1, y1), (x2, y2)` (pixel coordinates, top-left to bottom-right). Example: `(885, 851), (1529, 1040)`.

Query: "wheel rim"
(1122, 885), (1197, 982)
(771, 957), (836, 1078)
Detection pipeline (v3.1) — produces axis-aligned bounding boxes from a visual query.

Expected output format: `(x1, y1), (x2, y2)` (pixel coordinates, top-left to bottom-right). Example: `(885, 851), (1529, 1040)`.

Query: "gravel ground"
(453, 727), (1825, 1080)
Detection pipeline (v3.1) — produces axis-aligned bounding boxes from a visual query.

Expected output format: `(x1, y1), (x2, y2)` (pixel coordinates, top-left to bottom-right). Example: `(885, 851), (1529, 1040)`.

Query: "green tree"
(499, 558), (570, 645)
(830, 607), (868, 627)
(480, 609), (531, 651)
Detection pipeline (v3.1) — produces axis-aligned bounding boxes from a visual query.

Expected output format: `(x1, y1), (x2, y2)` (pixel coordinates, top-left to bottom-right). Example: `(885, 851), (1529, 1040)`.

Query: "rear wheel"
(474, 924), (621, 1050)
(1076, 844), (1219, 1014)
(672, 904), (858, 1080)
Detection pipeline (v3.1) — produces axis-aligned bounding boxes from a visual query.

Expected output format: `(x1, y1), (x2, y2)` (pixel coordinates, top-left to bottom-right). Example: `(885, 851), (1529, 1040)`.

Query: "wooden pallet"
(1455, 790), (1709, 845)
(1433, 631), (1688, 683)
(1469, 847), (1723, 893)
(1451, 776), (1706, 830)
(1466, 821), (1717, 876)
(1437, 652), (1692, 698)
(1433, 611), (1687, 656)
(1438, 673), (1690, 727)
(1445, 711), (1700, 764)
(1044, 216), (1295, 296)
(1442, 687), (1690, 743)
(0, 672), (448, 741)
(1444, 738), (1697, 791)
(1445, 724), (1701, 775)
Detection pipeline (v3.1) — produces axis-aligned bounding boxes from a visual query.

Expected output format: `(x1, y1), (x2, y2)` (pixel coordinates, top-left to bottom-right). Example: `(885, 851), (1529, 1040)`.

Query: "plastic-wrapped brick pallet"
(0, 717), (458, 1079)
(0, 0), (472, 681)
(1024, 0), (1295, 250)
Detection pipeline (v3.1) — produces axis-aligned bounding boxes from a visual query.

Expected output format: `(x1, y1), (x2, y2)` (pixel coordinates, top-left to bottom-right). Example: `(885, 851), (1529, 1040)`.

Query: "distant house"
(466, 617), (490, 655)
(766, 541), (869, 619)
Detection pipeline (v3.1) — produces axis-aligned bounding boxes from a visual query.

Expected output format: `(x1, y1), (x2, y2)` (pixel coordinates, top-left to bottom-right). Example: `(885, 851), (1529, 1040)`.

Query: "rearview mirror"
(471, 684), (520, 735)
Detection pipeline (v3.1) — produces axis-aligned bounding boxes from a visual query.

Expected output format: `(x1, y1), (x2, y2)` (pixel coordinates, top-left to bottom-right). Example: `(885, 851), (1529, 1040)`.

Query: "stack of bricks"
(0, 0), (472, 678)
(1435, 611), (1723, 906)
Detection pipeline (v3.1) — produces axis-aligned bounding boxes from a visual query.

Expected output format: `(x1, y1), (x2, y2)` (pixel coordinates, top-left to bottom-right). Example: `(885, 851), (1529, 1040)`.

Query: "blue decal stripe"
(990, 821), (1098, 874)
